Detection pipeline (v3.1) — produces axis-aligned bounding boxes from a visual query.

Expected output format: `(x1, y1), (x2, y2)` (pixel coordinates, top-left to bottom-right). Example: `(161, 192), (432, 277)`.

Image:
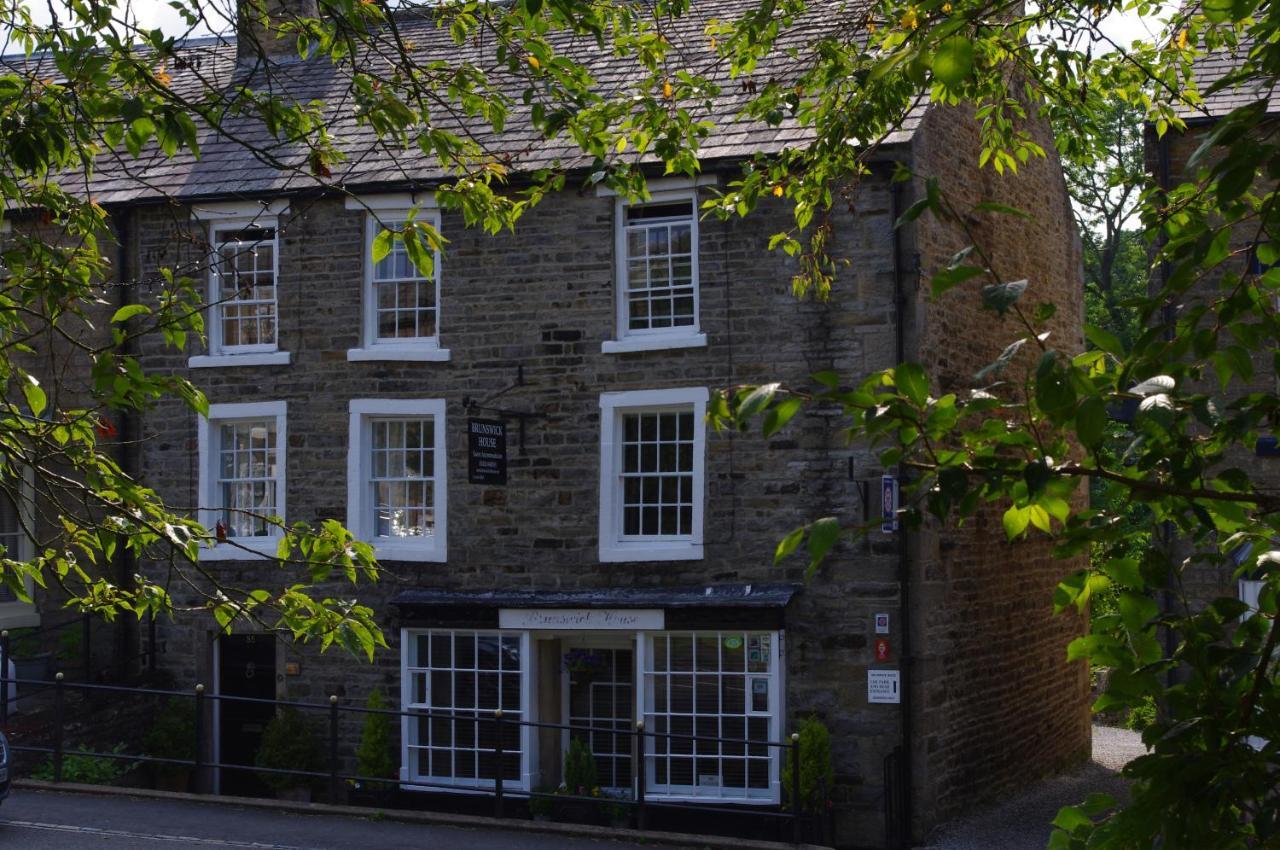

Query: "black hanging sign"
(468, 418), (508, 485)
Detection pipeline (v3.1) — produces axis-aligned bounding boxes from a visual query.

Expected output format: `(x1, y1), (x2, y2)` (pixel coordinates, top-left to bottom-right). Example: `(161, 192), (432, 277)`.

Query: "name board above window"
(498, 609), (665, 630)
(467, 418), (507, 485)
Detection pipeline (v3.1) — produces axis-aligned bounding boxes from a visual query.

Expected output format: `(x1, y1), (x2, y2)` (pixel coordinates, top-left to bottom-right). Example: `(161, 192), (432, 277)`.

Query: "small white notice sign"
(498, 608), (664, 630)
(868, 669), (901, 704)
(874, 613), (890, 634)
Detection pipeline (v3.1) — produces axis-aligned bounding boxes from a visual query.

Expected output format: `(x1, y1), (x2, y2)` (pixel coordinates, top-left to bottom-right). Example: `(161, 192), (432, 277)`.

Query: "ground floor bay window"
(401, 630), (530, 791)
(641, 632), (780, 802)
(399, 625), (782, 803)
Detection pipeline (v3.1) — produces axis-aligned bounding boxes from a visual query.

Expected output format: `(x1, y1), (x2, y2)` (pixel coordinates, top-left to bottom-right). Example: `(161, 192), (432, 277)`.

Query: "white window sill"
(371, 543), (447, 563)
(599, 541), (704, 563)
(199, 539), (283, 561)
(189, 351), (292, 369)
(346, 346), (452, 363)
(0, 604), (40, 630)
(602, 333), (707, 354)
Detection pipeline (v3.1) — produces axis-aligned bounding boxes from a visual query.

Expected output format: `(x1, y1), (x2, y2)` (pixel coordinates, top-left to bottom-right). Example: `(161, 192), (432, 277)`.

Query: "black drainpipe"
(112, 208), (140, 680)
(890, 172), (915, 847)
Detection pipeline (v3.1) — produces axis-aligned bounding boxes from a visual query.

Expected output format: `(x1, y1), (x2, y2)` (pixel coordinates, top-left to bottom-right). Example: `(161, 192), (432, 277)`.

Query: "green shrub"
(781, 715), (834, 812)
(254, 707), (325, 791)
(1125, 695), (1157, 732)
(143, 697), (196, 761)
(355, 689), (396, 784)
(562, 737), (597, 797)
(32, 744), (134, 785)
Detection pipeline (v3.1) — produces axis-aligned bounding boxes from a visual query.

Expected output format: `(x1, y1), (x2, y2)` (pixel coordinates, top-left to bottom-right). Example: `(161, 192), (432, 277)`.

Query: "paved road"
(0, 789), (652, 849)
(919, 725), (1146, 850)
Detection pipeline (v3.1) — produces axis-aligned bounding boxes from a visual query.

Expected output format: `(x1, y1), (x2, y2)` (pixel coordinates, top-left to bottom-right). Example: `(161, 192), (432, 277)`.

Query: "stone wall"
(906, 101), (1093, 835)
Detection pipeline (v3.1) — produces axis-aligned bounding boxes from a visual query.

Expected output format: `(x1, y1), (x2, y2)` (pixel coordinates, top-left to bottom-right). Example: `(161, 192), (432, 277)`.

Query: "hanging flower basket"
(562, 649), (606, 683)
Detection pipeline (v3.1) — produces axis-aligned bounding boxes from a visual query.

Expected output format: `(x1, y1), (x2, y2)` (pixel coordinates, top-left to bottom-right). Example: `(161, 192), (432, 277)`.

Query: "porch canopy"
(391, 583), (801, 630)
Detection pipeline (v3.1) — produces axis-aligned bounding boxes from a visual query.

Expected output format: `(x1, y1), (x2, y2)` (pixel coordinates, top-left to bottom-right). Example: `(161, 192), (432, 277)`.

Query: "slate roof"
(1178, 42), (1280, 120)
(391, 583), (801, 610)
(7, 0), (925, 206)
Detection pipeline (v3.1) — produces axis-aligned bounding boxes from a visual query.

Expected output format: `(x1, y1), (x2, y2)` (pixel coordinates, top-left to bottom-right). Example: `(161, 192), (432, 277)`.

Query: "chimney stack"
(237, 0), (319, 64)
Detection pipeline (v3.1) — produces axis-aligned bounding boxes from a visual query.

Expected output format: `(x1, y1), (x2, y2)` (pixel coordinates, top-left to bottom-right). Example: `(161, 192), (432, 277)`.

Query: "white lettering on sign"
(868, 669), (901, 704)
(498, 608), (665, 630)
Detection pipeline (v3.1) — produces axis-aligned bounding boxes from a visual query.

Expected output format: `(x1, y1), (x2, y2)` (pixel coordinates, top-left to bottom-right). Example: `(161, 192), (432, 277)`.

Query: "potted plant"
(555, 737), (599, 822)
(528, 786), (555, 821)
(254, 707), (325, 802)
(351, 689), (396, 806)
(142, 697), (196, 792)
(781, 715), (835, 844)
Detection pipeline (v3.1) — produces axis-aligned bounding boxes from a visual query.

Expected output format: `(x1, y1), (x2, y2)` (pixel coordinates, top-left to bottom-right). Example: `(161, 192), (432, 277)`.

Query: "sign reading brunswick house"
(498, 608), (664, 630)
(32, 0), (1091, 842)
(466, 418), (507, 485)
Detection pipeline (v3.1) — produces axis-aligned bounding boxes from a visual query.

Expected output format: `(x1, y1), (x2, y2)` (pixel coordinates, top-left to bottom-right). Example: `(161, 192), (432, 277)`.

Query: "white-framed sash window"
(0, 467), (39, 628)
(347, 399), (447, 562)
(348, 207), (450, 362)
(197, 401), (287, 559)
(598, 388), (708, 562)
(401, 629), (531, 791)
(603, 191), (707, 354)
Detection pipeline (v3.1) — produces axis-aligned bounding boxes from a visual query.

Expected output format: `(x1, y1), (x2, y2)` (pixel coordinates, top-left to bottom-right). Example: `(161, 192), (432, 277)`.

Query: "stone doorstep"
(13, 779), (835, 850)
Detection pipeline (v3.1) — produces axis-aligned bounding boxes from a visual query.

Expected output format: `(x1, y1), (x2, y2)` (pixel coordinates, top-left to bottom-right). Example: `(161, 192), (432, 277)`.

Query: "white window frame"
(637, 630), (783, 804)
(346, 197), (450, 362)
(400, 628), (533, 793)
(189, 201), (291, 368)
(347, 399), (447, 562)
(598, 387), (707, 562)
(0, 465), (40, 629)
(197, 401), (287, 560)
(603, 190), (708, 354)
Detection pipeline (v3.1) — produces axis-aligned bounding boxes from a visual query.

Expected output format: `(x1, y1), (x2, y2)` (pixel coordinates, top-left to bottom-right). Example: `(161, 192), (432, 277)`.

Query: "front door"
(564, 644), (634, 790)
(217, 633), (277, 796)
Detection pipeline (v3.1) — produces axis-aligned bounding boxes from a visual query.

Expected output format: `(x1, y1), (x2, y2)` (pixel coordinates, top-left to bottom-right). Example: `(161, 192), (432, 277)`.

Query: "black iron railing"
(0, 671), (813, 843)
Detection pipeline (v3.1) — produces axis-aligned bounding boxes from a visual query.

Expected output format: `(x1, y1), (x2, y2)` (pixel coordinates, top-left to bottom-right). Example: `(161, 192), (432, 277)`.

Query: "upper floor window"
(598, 387), (707, 562)
(188, 200), (291, 368)
(0, 471), (39, 628)
(212, 223), (277, 353)
(197, 401), (287, 559)
(604, 193), (707, 354)
(347, 399), (447, 561)
(347, 202), (450, 362)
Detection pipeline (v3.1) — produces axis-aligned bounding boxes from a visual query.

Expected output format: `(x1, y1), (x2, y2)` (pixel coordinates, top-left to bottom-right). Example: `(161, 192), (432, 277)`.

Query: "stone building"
(7, 0), (1090, 845)
(1145, 46), (1280, 616)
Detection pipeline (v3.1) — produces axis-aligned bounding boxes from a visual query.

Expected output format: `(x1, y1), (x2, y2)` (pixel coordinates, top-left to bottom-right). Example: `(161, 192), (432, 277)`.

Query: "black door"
(217, 633), (276, 796)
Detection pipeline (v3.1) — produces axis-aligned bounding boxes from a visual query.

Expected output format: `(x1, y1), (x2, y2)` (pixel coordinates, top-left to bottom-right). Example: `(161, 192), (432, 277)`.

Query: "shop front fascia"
(392, 584), (800, 805)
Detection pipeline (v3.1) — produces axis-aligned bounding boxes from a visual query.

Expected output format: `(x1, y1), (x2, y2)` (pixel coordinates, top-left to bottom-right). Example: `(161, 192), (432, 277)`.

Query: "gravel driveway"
(918, 725), (1146, 850)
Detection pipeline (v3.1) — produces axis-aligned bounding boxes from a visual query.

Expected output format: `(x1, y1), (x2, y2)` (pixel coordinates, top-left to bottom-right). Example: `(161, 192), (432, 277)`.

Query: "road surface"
(0, 788), (657, 849)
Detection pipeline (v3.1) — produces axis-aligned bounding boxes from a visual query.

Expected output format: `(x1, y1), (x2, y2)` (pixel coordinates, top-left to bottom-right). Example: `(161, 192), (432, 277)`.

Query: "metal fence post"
(791, 731), (802, 844)
(493, 708), (505, 818)
(53, 672), (65, 783)
(194, 684), (205, 794)
(329, 695), (340, 803)
(633, 719), (646, 830)
(1, 630), (10, 726)
(147, 614), (157, 675)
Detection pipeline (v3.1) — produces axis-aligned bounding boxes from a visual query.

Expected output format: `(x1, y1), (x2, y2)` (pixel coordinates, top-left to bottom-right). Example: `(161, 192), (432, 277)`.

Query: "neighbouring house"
(3, 0), (1089, 845)
(1145, 45), (1280, 617)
